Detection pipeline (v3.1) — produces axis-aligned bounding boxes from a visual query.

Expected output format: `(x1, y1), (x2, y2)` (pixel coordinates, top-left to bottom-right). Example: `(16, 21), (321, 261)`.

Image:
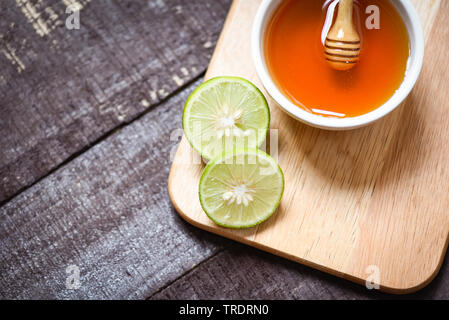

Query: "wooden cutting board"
(168, 0), (449, 293)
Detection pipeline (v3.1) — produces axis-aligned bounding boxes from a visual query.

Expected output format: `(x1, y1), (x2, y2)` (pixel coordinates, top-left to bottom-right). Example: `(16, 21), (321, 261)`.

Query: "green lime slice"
(199, 149), (284, 229)
(183, 76), (270, 161)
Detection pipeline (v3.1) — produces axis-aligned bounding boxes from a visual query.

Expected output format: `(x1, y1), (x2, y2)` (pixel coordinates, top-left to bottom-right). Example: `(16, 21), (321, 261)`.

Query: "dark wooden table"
(1, 0), (448, 300)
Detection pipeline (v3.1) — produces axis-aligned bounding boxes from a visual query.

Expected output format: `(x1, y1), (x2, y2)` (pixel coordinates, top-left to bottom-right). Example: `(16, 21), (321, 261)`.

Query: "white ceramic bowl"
(251, 0), (424, 130)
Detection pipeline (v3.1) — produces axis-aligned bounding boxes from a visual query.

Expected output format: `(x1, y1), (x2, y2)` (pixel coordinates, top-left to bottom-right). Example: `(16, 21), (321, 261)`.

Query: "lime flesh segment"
(183, 77), (270, 161)
(199, 150), (284, 229)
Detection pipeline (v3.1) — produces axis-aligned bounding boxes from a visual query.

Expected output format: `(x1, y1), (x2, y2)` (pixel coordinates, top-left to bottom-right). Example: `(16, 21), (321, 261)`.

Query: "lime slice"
(183, 76), (270, 161)
(199, 149), (284, 228)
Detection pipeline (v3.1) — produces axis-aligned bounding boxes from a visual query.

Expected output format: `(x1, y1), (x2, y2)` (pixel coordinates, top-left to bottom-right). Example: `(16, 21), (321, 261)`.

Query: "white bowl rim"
(251, 0), (425, 130)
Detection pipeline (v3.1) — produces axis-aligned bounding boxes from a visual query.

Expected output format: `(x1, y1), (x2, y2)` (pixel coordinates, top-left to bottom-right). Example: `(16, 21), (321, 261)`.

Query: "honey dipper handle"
(336, 0), (354, 27)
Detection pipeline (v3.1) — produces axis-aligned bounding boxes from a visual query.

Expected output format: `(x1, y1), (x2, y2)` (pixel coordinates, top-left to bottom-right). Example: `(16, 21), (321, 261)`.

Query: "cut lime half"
(199, 149), (284, 229)
(183, 77), (270, 161)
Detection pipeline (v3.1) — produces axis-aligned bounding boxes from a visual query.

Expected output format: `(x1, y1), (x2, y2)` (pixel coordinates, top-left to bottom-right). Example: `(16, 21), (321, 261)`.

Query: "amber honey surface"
(265, 0), (410, 118)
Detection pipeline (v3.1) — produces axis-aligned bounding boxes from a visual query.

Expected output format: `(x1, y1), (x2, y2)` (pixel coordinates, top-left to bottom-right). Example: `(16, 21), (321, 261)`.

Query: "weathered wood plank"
(0, 0), (231, 203)
(2, 0), (448, 300)
(151, 243), (449, 299)
(0, 79), (228, 299)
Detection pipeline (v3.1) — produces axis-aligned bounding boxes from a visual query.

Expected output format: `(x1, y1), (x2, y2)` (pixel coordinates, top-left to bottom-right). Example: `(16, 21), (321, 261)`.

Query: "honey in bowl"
(265, 0), (410, 118)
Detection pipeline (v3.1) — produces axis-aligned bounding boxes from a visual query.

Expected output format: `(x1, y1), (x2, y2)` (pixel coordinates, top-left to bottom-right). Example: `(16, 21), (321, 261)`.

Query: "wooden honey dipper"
(325, 0), (360, 71)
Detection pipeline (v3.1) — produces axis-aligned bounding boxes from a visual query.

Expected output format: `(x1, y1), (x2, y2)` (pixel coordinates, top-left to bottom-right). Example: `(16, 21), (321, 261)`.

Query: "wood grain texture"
(0, 0), (231, 203)
(169, 0), (449, 293)
(2, 0), (448, 301)
(152, 243), (449, 299)
(0, 80), (228, 299)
